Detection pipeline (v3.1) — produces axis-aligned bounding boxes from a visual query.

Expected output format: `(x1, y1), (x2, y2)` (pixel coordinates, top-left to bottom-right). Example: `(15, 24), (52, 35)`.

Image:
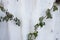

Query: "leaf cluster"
(0, 5), (21, 26)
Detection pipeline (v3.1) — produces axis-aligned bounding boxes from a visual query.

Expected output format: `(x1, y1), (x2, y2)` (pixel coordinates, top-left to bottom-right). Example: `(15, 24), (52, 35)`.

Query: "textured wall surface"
(0, 0), (60, 40)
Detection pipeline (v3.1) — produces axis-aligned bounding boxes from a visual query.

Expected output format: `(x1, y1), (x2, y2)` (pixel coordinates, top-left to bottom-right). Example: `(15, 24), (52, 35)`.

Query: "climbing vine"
(0, 0), (59, 40)
(0, 3), (21, 26)
(27, 1), (58, 40)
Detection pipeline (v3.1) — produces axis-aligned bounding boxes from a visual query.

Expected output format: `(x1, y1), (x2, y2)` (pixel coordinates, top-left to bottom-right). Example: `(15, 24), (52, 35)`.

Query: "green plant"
(0, 4), (21, 26)
(27, 2), (58, 40)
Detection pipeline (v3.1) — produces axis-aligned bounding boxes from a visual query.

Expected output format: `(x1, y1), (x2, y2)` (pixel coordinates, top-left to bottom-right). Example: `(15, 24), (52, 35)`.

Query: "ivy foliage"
(39, 16), (45, 27)
(46, 4), (58, 19)
(0, 4), (21, 26)
(14, 17), (21, 26)
(3, 12), (14, 22)
(0, 5), (5, 11)
(34, 16), (45, 31)
(53, 5), (58, 11)
(28, 17), (45, 40)
(28, 31), (38, 40)
(31, 17), (45, 40)
(46, 9), (52, 19)
(28, 2), (58, 40)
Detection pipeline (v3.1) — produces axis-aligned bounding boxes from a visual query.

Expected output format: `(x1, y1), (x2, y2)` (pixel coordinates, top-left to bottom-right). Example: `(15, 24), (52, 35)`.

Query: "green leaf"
(14, 17), (20, 26)
(35, 24), (39, 27)
(3, 16), (8, 22)
(33, 31), (38, 38)
(28, 31), (38, 40)
(6, 12), (13, 18)
(39, 22), (45, 27)
(0, 6), (5, 12)
(0, 5), (21, 27)
(39, 16), (44, 22)
(28, 33), (33, 40)
(53, 5), (58, 11)
(46, 9), (52, 19)
(34, 24), (39, 30)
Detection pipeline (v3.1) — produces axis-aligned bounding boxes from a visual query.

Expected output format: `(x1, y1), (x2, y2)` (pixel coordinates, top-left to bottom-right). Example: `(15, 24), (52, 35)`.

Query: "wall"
(0, 0), (60, 40)
(0, 0), (9, 40)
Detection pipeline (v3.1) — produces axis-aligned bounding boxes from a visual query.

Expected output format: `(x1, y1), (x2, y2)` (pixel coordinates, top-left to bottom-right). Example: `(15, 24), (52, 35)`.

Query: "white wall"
(0, 0), (9, 40)
(0, 0), (60, 40)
